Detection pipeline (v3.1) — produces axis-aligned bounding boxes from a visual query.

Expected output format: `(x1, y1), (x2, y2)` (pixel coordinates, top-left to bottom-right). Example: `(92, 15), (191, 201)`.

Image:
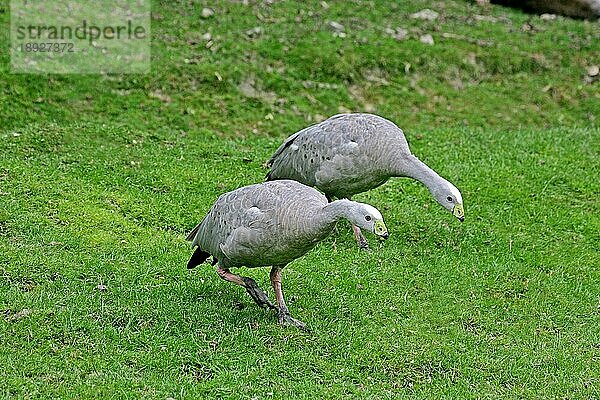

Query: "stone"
(420, 34), (435, 45)
(410, 9), (439, 21)
(201, 8), (214, 18)
(327, 21), (345, 32)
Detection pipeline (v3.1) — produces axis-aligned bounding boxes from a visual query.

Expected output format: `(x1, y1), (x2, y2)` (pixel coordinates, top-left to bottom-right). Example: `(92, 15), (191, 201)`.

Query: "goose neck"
(321, 199), (354, 223)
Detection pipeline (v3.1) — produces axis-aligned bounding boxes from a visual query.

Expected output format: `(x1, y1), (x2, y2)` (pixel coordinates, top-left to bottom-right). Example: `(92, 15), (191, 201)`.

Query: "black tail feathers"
(187, 247), (210, 269)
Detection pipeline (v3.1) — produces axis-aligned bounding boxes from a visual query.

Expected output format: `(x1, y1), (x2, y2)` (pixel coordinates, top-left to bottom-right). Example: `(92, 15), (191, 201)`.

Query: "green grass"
(1, 0), (599, 398)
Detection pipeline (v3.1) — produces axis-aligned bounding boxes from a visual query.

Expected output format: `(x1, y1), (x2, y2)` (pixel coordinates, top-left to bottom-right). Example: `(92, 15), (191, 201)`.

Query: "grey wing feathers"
(267, 129), (304, 168)
(186, 182), (285, 257)
(187, 191), (240, 252)
(266, 122), (337, 185)
(186, 180), (328, 267)
(266, 114), (412, 197)
(266, 114), (372, 186)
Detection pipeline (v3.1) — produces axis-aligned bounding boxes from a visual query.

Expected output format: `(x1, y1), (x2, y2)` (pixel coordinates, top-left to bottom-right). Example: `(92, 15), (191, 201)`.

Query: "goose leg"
(352, 224), (370, 250)
(270, 266), (306, 329)
(216, 265), (275, 309)
(345, 196), (369, 250)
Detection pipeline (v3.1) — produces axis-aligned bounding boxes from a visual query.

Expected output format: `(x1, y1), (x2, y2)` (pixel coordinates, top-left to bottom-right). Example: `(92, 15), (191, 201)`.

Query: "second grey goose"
(266, 113), (464, 249)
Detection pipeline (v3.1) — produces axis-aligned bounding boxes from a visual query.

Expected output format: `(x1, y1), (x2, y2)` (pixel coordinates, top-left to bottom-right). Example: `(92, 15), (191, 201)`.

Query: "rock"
(391, 27), (408, 41)
(490, 0), (600, 19)
(521, 22), (535, 32)
(410, 9), (439, 21)
(245, 27), (262, 38)
(149, 90), (171, 103)
(238, 77), (277, 103)
(473, 14), (498, 22)
(327, 21), (345, 32)
(540, 13), (558, 19)
(362, 69), (390, 85)
(385, 27), (408, 40)
(96, 284), (108, 292)
(302, 80), (340, 90)
(239, 78), (259, 98)
(441, 32), (494, 47)
(419, 34), (435, 45)
(327, 21), (346, 38)
(201, 8), (214, 18)
(587, 65), (599, 76)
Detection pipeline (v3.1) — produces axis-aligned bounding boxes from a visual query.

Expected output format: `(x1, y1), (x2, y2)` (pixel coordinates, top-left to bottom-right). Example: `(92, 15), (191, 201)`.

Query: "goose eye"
(446, 196), (453, 202)
(365, 215), (372, 221)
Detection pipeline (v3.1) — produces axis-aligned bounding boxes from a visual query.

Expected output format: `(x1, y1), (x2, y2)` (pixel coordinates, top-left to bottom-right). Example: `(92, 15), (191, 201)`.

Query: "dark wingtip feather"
(265, 170), (274, 181)
(187, 247), (210, 269)
(185, 223), (201, 241)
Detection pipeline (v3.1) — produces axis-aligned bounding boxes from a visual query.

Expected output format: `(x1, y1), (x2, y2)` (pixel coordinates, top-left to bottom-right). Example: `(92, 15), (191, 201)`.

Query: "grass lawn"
(1, 0), (599, 398)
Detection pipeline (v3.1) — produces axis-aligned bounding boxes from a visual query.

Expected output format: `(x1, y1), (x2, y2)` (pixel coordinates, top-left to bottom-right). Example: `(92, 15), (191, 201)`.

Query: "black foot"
(242, 277), (275, 309)
(278, 310), (307, 330)
(358, 238), (370, 251)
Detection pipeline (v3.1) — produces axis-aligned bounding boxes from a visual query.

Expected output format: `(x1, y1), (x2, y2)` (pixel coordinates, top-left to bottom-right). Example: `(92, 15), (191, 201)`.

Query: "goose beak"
(374, 220), (389, 240)
(453, 203), (465, 222)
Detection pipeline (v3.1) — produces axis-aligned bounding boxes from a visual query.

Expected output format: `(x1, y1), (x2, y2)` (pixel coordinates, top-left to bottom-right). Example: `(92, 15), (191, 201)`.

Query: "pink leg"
(270, 266), (306, 329)
(346, 196), (369, 250)
(352, 224), (369, 250)
(216, 264), (275, 309)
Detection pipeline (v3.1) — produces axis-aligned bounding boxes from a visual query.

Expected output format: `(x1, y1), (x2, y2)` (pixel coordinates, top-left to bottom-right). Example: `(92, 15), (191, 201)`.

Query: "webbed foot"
(242, 277), (276, 309)
(358, 238), (370, 251)
(278, 310), (307, 330)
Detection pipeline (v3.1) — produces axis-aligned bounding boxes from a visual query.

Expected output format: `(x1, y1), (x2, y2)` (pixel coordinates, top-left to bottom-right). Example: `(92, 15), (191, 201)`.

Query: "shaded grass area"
(1, 122), (598, 398)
